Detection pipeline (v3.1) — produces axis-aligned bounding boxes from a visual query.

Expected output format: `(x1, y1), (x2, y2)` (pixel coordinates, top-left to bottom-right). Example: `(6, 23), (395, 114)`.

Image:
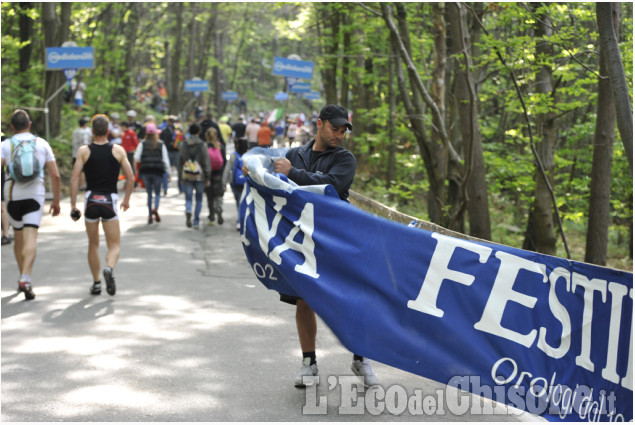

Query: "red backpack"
(208, 146), (224, 171)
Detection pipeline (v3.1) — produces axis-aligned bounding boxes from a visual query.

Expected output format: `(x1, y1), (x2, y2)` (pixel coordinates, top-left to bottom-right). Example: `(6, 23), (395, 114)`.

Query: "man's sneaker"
(352, 359), (380, 387)
(18, 281), (35, 300)
(217, 211), (224, 225)
(193, 222), (200, 229)
(103, 268), (116, 296)
(90, 282), (102, 295)
(152, 208), (161, 223)
(294, 358), (318, 388)
(186, 212), (192, 228)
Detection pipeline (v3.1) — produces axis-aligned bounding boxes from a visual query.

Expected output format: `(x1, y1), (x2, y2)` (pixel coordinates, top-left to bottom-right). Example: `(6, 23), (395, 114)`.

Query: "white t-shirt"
(1, 133), (55, 200)
(72, 127), (92, 158)
(74, 81), (86, 101)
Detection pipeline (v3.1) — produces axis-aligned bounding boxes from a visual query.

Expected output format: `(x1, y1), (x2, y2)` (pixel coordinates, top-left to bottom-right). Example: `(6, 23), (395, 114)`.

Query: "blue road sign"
(46, 47), (94, 70)
(303, 91), (321, 100)
(185, 80), (209, 92)
(273, 57), (313, 80)
(274, 91), (288, 101)
(63, 68), (78, 83)
(222, 91), (239, 100)
(289, 82), (311, 93)
(286, 77), (298, 87)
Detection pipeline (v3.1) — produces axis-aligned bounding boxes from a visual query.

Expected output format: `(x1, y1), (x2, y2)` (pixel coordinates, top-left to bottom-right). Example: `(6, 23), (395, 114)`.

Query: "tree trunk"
(339, 13), (350, 108)
(383, 3), (463, 228)
(18, 3), (34, 74)
(586, 5), (619, 266)
(316, 3), (339, 104)
(187, 4), (197, 79)
(386, 40), (396, 188)
(523, 3), (557, 255)
(212, 5), (224, 114)
(116, 3), (139, 106)
(447, 2), (491, 240)
(597, 3), (632, 174)
(167, 2), (183, 115)
(39, 3), (65, 138)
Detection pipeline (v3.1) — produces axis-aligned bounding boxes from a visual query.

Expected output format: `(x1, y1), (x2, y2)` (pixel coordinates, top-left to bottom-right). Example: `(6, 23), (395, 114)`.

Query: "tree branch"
(465, 2), (571, 258)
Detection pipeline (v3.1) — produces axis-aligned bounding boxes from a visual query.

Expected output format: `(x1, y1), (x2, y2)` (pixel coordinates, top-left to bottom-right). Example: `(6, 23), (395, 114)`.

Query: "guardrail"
(350, 190), (499, 246)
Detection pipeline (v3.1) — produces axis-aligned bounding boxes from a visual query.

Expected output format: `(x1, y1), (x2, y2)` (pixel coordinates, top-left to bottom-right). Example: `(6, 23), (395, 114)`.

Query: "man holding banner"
(245, 104), (380, 388)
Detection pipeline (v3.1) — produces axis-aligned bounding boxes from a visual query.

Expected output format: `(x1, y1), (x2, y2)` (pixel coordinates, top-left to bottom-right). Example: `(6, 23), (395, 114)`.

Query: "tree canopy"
(1, 2), (632, 269)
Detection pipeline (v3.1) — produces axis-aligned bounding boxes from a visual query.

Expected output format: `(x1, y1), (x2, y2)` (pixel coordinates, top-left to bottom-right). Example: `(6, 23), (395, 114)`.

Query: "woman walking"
(134, 123), (171, 224)
(204, 127), (226, 225)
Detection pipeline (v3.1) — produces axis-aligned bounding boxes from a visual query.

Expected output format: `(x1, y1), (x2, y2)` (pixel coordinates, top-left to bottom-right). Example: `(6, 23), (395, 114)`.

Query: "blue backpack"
(9, 137), (41, 182)
(232, 153), (246, 186)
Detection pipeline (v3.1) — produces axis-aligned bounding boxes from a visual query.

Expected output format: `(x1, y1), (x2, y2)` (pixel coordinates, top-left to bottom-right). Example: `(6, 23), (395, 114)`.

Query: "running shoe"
(103, 268), (116, 296)
(18, 281), (35, 300)
(1, 235), (10, 245)
(152, 208), (161, 222)
(351, 359), (379, 387)
(148, 216), (153, 224)
(217, 211), (224, 225)
(186, 212), (192, 228)
(294, 358), (318, 388)
(90, 282), (101, 295)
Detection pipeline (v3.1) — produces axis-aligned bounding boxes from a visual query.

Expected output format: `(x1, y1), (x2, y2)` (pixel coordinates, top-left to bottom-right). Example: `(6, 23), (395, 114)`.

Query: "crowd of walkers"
(70, 108), (318, 228)
(2, 103), (380, 390)
(2, 106), (318, 298)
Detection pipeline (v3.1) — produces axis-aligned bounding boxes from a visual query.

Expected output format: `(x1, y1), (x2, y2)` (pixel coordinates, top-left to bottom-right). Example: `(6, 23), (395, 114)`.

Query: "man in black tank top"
(70, 114), (134, 296)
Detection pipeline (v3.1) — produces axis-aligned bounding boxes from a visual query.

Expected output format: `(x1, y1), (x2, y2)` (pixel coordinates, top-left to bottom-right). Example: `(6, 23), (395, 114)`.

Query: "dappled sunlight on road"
(63, 384), (160, 407)
(2, 184), (538, 422)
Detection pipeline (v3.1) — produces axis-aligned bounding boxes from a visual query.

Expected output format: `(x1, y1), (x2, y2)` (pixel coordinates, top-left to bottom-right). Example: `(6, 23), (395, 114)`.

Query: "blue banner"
(273, 56), (314, 80)
(238, 148), (633, 422)
(45, 47), (94, 70)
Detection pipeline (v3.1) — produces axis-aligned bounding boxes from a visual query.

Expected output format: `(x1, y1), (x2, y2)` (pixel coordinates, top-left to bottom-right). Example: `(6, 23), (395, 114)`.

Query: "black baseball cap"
(319, 104), (352, 131)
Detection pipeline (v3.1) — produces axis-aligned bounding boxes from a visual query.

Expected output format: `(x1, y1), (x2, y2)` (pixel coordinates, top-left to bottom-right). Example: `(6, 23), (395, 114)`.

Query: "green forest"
(1, 2), (632, 270)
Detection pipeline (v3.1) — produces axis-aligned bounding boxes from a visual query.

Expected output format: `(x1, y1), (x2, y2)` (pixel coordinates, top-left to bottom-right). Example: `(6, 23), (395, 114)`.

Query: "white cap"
(126, 110), (137, 117)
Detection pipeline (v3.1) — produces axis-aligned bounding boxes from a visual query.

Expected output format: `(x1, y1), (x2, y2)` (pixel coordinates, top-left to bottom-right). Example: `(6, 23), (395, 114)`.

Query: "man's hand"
(70, 208), (82, 221)
(120, 200), (130, 212)
(49, 201), (61, 217)
(273, 158), (292, 176)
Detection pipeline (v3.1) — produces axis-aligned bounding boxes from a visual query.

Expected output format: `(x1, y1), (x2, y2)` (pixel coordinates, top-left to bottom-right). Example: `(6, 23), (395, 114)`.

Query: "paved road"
(2, 181), (541, 422)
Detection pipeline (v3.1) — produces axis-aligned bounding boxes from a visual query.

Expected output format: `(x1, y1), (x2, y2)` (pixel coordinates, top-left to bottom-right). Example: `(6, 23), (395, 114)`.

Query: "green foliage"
(0, 2), (632, 268)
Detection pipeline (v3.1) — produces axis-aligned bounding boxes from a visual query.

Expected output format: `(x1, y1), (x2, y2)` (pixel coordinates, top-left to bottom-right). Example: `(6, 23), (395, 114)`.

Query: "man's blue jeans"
(182, 180), (205, 224)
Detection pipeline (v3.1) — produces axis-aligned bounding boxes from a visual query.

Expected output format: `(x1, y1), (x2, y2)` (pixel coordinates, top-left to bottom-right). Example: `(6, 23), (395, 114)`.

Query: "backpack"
(172, 127), (184, 150)
(181, 143), (203, 181)
(231, 152), (246, 186)
(160, 125), (174, 146)
(208, 146), (224, 171)
(8, 137), (41, 182)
